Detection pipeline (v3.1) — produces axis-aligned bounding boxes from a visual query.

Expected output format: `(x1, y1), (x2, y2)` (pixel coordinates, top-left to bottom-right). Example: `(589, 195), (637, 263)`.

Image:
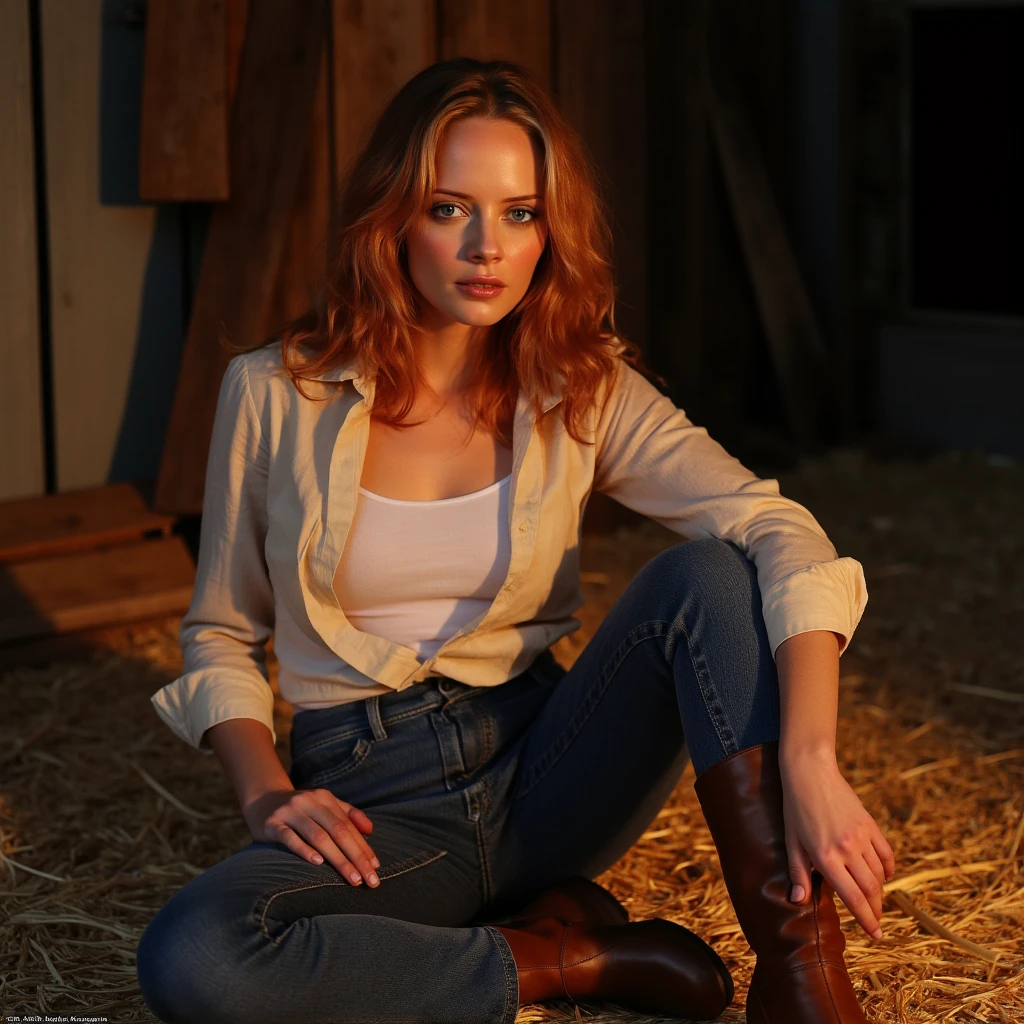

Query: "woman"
(138, 58), (893, 1024)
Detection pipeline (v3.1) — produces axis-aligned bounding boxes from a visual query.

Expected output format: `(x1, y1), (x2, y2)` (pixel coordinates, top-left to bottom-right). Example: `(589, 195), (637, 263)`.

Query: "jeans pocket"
(290, 727), (376, 790)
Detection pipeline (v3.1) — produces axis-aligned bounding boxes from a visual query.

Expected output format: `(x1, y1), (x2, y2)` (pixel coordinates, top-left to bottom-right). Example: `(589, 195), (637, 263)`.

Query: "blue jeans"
(137, 538), (782, 1024)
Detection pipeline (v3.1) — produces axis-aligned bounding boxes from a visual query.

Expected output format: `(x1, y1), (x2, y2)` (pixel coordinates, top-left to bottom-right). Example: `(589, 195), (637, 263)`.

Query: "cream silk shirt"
(150, 340), (868, 755)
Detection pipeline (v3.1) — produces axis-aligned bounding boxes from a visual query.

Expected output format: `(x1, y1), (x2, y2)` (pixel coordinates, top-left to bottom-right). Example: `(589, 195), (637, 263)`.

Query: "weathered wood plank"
(225, 0), (250, 109)
(154, 0), (327, 515)
(331, 0), (436, 197)
(706, 72), (828, 447)
(555, 0), (647, 358)
(0, 483), (175, 564)
(139, 0), (230, 201)
(0, 536), (195, 644)
(556, 0), (648, 536)
(265, 40), (332, 331)
(0, 0), (46, 501)
(646, 0), (714, 425)
(438, 0), (551, 89)
(225, 0), (330, 330)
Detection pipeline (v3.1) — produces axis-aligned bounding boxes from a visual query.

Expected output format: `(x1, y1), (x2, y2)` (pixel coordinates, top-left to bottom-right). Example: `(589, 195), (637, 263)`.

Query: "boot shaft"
(694, 742), (849, 971)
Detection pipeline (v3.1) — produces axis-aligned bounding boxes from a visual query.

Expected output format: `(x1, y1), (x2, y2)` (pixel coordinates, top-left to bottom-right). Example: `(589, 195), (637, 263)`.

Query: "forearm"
(775, 629), (843, 768)
(204, 717), (294, 812)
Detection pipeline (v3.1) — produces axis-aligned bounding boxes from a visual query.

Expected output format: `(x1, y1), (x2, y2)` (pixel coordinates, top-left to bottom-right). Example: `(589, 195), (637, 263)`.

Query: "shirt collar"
(302, 353), (565, 414)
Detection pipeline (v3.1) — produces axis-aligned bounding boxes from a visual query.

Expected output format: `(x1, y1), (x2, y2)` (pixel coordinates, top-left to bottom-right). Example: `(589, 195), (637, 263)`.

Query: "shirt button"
(519, 522), (527, 532)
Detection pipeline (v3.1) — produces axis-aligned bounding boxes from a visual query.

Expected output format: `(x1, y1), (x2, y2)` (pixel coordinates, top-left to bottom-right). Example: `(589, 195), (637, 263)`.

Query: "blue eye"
(429, 203), (539, 224)
(431, 203), (461, 219)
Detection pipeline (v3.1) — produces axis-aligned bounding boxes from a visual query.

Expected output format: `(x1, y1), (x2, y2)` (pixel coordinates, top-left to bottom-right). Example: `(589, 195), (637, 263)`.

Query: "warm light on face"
(405, 116), (548, 332)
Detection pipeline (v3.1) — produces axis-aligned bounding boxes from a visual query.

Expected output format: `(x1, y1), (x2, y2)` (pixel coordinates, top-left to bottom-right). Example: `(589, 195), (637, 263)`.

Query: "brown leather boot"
(693, 741), (870, 1023)
(494, 915), (733, 1018)
(501, 876), (628, 929)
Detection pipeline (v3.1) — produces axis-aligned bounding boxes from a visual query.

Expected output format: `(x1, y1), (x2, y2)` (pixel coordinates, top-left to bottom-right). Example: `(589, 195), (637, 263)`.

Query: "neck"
(411, 320), (491, 401)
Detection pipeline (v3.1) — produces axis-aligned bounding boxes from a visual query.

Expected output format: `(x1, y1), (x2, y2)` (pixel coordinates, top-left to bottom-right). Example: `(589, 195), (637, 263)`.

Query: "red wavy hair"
(226, 57), (667, 447)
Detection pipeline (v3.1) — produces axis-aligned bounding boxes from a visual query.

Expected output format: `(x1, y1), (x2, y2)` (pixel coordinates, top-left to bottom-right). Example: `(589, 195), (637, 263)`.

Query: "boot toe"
(569, 918), (734, 1020)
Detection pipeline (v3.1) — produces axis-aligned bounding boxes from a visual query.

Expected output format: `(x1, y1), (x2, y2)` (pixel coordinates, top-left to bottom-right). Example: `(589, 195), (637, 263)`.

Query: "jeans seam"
(254, 849), (449, 944)
(676, 611), (738, 761)
(481, 710), (496, 768)
(477, 777), (494, 905)
(514, 620), (668, 799)
(484, 924), (520, 1024)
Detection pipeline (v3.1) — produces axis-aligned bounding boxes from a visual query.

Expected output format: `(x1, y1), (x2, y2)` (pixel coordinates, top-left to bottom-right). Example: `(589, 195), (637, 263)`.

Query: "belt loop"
(365, 695), (388, 740)
(437, 677), (462, 702)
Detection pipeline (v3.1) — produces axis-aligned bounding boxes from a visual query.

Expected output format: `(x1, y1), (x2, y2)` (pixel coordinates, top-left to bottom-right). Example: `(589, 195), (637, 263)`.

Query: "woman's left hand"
(780, 749), (896, 939)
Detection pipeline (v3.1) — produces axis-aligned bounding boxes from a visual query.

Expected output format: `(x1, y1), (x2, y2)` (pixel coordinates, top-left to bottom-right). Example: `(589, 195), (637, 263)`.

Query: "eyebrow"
(432, 188), (541, 202)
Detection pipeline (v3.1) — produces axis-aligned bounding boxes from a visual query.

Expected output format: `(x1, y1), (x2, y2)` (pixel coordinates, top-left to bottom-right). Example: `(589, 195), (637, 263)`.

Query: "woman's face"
(405, 116), (548, 331)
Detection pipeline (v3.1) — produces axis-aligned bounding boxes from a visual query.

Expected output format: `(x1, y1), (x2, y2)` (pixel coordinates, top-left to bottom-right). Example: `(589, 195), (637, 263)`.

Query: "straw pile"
(2, 445), (1022, 1022)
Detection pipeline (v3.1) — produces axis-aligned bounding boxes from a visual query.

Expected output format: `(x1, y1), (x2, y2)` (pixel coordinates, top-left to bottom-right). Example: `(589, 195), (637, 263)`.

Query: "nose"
(464, 211), (503, 265)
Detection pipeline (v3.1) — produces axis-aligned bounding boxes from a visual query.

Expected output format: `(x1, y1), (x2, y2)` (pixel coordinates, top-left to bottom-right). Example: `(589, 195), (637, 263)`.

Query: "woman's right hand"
(243, 787), (381, 887)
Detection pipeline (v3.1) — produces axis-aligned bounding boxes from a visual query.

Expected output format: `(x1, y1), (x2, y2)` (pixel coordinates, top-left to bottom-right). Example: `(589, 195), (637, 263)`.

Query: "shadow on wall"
(98, 0), (206, 484)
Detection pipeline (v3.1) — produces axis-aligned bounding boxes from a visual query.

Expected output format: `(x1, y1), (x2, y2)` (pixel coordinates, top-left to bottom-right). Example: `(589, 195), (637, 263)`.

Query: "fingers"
(873, 829), (896, 882)
(853, 853), (884, 928)
(347, 805), (375, 834)
(289, 791), (381, 885)
(277, 825), (332, 867)
(313, 796), (381, 884)
(785, 833), (814, 904)
(829, 856), (884, 939)
(333, 798), (374, 834)
(864, 842), (888, 894)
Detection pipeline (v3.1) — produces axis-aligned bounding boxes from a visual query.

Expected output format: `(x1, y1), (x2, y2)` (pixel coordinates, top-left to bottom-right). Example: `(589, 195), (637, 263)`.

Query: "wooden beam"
(836, 0), (859, 444)
(139, 0), (230, 201)
(154, 0), (327, 515)
(706, 73), (829, 448)
(225, 0), (249, 110)
(264, 41), (332, 331)
(556, 0), (649, 536)
(555, 0), (647, 359)
(676, 0), (712, 423)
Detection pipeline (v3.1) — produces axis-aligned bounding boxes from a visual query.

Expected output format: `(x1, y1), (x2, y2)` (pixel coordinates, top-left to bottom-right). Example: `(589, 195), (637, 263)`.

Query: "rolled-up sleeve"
(150, 355), (277, 753)
(593, 359), (868, 659)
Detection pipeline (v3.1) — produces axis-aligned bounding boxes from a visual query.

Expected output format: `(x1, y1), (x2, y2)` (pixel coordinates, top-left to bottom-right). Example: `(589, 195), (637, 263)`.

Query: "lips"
(457, 277), (505, 287)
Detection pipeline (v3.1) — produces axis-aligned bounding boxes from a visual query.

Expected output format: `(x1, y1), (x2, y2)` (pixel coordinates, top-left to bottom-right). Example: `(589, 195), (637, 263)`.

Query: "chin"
(449, 303), (512, 326)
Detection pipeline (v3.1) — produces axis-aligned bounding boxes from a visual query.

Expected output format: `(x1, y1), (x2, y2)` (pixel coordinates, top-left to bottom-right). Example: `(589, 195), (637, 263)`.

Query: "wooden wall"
(0, 0), (45, 501)
(1, 0), (188, 502)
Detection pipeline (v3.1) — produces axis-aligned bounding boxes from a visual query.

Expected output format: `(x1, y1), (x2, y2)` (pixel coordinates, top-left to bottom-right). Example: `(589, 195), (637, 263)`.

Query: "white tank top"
(291, 472), (513, 710)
